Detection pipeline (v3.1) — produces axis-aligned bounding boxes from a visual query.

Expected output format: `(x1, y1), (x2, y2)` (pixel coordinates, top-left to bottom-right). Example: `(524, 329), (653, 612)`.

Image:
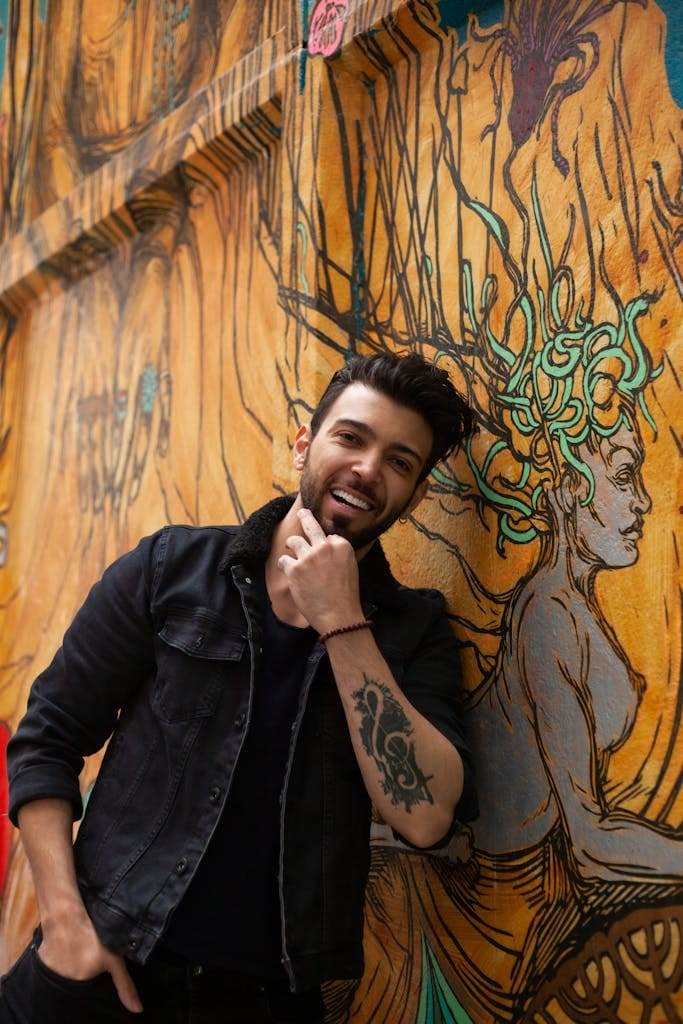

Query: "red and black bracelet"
(319, 619), (373, 644)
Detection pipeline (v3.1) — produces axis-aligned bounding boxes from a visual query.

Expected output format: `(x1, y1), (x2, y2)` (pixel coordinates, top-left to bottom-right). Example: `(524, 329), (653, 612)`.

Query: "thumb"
(108, 954), (143, 1014)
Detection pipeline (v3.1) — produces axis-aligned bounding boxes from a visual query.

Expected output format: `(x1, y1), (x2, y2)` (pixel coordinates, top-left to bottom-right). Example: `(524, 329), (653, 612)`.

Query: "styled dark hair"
(310, 352), (475, 480)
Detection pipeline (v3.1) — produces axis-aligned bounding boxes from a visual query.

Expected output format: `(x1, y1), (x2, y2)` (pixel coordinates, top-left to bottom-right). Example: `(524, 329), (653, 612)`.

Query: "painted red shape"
(308, 0), (349, 58)
(0, 723), (11, 894)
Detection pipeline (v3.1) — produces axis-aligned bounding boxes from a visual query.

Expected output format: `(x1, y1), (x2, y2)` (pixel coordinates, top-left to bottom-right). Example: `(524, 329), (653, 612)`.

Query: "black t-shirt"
(161, 598), (316, 974)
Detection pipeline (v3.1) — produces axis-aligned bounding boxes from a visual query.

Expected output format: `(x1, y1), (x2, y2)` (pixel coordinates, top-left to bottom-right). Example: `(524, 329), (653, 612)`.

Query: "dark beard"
(299, 466), (411, 550)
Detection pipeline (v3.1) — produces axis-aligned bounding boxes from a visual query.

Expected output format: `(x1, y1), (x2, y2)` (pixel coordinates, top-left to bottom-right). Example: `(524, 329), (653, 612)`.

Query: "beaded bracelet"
(319, 619), (373, 644)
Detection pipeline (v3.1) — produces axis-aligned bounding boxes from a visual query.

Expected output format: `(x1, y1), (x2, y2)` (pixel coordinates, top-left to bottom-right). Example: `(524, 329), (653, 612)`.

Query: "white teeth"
(331, 488), (372, 511)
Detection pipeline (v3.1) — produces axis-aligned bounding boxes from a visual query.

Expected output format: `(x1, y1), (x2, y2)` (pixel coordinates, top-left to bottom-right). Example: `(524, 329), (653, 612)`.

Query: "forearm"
(17, 799), (143, 1010)
(326, 629), (464, 847)
(572, 812), (683, 883)
(17, 799), (88, 926)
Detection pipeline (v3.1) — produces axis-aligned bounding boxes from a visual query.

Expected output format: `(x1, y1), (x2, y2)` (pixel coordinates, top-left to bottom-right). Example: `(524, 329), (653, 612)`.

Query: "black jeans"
(0, 940), (325, 1024)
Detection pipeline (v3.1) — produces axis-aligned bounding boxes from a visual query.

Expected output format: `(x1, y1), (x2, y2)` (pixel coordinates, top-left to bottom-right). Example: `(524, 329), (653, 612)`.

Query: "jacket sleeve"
(7, 529), (166, 825)
(399, 599), (478, 829)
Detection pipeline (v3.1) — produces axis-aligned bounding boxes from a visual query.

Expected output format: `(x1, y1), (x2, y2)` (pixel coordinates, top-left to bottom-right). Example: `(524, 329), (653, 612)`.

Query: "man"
(2, 352), (476, 1024)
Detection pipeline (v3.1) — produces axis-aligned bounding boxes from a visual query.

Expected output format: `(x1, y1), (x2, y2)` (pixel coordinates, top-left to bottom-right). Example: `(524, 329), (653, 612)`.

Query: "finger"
(277, 554), (297, 573)
(285, 534), (310, 557)
(298, 508), (326, 545)
(109, 956), (143, 1014)
(328, 533), (352, 549)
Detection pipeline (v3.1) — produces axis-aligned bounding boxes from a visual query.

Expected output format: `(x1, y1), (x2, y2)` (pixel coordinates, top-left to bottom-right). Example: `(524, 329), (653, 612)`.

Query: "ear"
(406, 477), (430, 515)
(559, 469), (588, 513)
(293, 425), (312, 472)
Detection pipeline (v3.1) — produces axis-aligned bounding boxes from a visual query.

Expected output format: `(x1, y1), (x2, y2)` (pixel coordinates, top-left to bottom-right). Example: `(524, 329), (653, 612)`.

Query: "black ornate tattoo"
(352, 675), (434, 812)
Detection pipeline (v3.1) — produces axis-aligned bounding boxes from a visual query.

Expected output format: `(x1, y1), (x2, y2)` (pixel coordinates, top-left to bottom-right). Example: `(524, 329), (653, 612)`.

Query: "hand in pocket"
(37, 915), (143, 1014)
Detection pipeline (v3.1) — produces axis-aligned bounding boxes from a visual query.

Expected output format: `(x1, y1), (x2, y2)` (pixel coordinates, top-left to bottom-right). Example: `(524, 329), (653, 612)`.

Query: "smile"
(330, 488), (374, 512)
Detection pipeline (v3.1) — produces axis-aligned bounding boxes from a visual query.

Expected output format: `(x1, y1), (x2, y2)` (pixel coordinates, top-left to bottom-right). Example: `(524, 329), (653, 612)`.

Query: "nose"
(632, 473), (651, 516)
(351, 449), (382, 486)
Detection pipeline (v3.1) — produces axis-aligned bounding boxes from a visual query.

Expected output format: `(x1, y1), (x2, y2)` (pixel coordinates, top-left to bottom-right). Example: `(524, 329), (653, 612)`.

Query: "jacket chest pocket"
(153, 608), (246, 723)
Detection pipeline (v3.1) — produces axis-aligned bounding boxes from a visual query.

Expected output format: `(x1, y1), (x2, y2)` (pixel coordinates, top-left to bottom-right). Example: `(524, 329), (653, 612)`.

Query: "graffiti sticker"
(308, 0), (349, 58)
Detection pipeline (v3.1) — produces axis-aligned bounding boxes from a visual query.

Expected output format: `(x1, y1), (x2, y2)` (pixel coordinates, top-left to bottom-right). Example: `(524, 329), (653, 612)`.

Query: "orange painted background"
(0, 1), (681, 1021)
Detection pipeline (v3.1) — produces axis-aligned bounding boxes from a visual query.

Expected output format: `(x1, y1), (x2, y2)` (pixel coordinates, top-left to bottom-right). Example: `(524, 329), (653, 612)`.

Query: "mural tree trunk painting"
(0, 0), (680, 1020)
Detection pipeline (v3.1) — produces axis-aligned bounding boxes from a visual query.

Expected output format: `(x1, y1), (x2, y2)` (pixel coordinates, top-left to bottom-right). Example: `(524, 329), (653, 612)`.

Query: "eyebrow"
(330, 418), (425, 465)
(607, 445), (643, 467)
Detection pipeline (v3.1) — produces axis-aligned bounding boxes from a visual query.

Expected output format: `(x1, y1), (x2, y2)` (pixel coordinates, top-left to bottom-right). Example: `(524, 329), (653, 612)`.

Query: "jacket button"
(244, 577), (252, 585)
(176, 858), (188, 875)
(209, 786), (221, 804)
(128, 937), (139, 950)
(234, 712), (246, 729)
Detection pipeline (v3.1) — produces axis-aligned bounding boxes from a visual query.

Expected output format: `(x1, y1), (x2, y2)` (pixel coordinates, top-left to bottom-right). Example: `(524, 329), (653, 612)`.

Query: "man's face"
(294, 383), (433, 550)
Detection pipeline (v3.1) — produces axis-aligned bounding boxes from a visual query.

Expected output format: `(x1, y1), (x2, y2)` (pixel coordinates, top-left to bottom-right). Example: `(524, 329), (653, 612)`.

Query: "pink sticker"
(308, 0), (349, 58)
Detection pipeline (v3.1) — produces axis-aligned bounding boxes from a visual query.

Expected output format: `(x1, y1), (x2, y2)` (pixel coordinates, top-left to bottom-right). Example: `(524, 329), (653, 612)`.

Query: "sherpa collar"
(218, 494), (399, 602)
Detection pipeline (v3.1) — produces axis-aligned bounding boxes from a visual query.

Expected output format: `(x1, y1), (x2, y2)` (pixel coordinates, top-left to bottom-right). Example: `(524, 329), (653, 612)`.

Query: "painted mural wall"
(0, 1), (680, 1021)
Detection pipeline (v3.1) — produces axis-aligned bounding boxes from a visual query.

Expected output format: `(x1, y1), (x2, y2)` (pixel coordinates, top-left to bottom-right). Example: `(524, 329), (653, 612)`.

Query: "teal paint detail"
(0, 0), (9, 90)
(417, 934), (474, 1024)
(82, 781), (95, 813)
(140, 366), (159, 417)
(300, 0), (310, 93)
(437, 0), (504, 37)
(39, 0), (47, 20)
(149, 0), (192, 116)
(299, 48), (308, 93)
(259, 109), (282, 139)
(657, 0), (683, 107)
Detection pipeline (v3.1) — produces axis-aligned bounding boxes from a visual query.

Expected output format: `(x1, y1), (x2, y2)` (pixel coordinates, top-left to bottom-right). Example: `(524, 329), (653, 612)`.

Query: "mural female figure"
(453, 402), (683, 1019)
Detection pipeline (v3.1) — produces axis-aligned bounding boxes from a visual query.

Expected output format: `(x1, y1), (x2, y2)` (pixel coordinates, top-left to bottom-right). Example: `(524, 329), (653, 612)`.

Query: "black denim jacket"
(7, 496), (476, 991)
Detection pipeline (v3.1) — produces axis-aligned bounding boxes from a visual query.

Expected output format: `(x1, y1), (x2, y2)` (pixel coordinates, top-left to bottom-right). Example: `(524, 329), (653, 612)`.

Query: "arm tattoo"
(352, 674), (433, 812)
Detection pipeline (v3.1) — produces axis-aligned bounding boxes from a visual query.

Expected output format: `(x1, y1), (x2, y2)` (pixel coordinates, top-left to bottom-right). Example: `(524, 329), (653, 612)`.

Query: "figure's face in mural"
(565, 422), (652, 569)
(294, 383), (431, 550)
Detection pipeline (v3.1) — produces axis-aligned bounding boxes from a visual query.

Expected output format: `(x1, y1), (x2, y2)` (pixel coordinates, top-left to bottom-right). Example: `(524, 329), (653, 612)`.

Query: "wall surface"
(0, 1), (681, 1021)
